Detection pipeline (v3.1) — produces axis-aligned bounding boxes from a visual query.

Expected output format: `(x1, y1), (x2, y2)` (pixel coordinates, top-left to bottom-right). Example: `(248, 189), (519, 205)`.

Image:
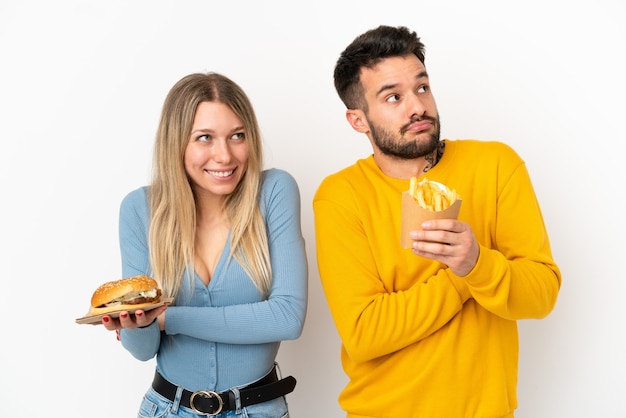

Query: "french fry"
(408, 177), (459, 212)
(433, 192), (443, 211)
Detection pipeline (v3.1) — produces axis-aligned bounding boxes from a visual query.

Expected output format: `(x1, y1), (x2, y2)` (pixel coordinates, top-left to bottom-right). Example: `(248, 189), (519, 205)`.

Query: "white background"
(1, 1), (624, 417)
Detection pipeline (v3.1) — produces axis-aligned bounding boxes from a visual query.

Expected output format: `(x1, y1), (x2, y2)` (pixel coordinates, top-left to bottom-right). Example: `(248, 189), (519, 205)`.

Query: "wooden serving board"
(75, 298), (174, 325)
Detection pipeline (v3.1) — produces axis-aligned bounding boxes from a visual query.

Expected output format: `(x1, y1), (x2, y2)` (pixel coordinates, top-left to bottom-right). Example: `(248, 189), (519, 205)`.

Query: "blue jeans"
(137, 387), (289, 418)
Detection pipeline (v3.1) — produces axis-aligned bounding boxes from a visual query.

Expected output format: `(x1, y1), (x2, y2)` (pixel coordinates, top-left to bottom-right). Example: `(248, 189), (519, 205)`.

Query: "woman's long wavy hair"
(148, 72), (271, 299)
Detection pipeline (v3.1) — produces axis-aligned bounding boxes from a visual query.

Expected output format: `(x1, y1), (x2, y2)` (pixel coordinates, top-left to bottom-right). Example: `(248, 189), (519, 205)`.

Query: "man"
(313, 25), (561, 418)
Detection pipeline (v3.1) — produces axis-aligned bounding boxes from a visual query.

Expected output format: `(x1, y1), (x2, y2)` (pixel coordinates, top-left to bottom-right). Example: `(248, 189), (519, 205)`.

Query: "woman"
(102, 72), (308, 418)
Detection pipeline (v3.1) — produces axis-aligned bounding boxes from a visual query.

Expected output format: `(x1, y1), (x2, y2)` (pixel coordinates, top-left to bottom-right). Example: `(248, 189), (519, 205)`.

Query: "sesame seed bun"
(90, 275), (160, 309)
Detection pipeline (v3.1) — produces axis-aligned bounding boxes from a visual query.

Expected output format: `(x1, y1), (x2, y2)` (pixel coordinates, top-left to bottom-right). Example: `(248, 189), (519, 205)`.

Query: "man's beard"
(369, 114), (441, 159)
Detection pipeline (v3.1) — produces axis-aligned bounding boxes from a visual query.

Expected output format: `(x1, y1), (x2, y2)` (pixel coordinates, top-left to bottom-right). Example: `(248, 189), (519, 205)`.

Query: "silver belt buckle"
(189, 390), (224, 416)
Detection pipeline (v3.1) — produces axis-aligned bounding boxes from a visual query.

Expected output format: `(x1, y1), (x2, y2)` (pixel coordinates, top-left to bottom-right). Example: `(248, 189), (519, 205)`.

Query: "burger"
(88, 275), (162, 316)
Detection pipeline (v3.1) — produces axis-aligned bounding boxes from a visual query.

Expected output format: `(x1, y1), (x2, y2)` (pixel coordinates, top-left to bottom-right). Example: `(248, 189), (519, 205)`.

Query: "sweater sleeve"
(462, 161), (561, 319)
(117, 187), (161, 361)
(164, 169), (308, 344)
(313, 174), (472, 364)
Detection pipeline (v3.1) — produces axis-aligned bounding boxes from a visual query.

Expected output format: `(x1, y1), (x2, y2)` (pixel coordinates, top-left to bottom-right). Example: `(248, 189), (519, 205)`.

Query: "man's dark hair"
(333, 25), (426, 110)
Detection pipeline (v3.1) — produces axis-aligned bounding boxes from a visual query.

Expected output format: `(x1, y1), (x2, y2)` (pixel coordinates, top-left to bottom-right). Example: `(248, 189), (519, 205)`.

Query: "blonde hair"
(148, 72), (271, 299)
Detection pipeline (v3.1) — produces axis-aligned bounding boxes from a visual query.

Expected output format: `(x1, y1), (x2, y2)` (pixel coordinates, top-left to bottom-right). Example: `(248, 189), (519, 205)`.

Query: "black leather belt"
(152, 367), (296, 416)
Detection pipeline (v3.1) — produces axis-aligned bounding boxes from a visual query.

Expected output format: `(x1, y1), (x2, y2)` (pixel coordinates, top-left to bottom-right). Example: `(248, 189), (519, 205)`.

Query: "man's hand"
(410, 219), (479, 277)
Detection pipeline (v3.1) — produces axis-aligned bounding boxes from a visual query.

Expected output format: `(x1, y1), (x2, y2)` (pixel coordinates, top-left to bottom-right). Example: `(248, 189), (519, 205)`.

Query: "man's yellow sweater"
(313, 140), (561, 418)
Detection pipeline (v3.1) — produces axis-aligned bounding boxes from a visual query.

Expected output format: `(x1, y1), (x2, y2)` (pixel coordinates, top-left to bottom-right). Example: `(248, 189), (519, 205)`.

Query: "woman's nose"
(212, 139), (232, 162)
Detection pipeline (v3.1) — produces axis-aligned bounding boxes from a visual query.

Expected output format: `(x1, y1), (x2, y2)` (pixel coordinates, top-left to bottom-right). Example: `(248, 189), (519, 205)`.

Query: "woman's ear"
(345, 109), (369, 134)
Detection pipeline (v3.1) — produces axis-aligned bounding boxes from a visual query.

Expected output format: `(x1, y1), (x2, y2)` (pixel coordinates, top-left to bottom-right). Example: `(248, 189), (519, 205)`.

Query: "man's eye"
(418, 85), (429, 93)
(386, 94), (401, 103)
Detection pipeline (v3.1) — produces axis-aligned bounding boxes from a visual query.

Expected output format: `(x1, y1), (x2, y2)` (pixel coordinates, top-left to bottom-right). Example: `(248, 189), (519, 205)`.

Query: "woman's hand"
(101, 305), (168, 332)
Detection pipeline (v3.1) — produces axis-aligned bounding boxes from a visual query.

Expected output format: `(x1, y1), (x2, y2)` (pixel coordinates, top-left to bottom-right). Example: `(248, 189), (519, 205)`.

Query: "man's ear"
(345, 109), (369, 134)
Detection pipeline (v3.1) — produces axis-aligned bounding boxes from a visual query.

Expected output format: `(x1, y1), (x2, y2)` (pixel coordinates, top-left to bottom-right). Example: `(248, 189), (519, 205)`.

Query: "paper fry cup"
(400, 186), (462, 249)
